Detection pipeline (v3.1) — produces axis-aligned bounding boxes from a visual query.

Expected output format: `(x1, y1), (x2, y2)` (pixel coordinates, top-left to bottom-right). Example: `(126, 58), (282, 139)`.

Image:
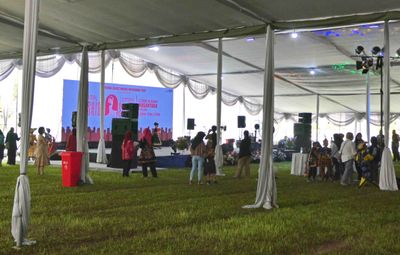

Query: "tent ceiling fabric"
(1, 1), (400, 113)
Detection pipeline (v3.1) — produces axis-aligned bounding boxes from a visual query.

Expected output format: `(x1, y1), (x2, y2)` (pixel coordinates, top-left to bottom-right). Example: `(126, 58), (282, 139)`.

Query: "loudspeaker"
(187, 118), (195, 130)
(298, 112), (312, 124)
(238, 116), (246, 128)
(109, 118), (138, 168)
(72, 111), (77, 128)
(294, 123), (311, 153)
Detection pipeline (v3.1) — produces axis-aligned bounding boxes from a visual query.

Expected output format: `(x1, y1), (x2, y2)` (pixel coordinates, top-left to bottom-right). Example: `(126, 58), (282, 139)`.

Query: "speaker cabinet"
(187, 118), (195, 130)
(294, 123), (311, 152)
(238, 116), (246, 128)
(298, 112), (312, 124)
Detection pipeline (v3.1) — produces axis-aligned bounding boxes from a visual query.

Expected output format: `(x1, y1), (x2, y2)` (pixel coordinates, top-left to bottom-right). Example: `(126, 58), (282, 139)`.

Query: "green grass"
(1, 162), (400, 255)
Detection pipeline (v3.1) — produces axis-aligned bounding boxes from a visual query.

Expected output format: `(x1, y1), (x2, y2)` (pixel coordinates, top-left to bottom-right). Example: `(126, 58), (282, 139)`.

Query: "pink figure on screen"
(105, 94), (119, 116)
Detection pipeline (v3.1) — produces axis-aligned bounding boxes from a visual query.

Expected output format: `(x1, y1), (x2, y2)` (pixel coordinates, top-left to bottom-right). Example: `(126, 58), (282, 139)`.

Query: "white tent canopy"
(1, 1), (400, 114)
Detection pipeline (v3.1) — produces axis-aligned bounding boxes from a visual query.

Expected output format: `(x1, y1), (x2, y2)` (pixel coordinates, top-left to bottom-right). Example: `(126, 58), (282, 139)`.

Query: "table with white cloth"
(290, 153), (308, 176)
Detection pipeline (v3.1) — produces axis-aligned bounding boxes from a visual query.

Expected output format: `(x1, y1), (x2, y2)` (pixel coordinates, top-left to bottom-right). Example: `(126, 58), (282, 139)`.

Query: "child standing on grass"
(204, 138), (217, 185)
(307, 142), (319, 182)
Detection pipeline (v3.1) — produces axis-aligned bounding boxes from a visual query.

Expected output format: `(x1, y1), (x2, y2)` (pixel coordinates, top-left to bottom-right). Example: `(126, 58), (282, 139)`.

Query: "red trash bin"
(61, 152), (83, 187)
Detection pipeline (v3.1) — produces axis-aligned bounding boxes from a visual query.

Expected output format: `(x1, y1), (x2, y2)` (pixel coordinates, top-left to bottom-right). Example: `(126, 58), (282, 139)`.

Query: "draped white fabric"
(244, 25), (277, 210)
(77, 48), (92, 184)
(96, 50), (108, 164)
(214, 145), (224, 176)
(215, 38), (225, 176)
(379, 21), (397, 191)
(379, 148), (398, 191)
(11, 176), (31, 246)
(11, 0), (39, 247)
(0, 59), (17, 81)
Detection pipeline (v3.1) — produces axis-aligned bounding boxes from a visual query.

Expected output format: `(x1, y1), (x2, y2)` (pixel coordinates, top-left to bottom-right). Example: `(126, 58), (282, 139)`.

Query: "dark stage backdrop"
(61, 79), (173, 142)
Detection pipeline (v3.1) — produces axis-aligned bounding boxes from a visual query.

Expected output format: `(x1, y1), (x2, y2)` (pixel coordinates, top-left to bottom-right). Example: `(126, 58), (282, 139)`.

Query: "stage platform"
(51, 146), (192, 169)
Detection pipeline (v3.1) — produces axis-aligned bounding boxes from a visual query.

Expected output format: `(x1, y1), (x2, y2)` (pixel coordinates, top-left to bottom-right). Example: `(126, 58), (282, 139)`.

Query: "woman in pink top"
(121, 131), (135, 177)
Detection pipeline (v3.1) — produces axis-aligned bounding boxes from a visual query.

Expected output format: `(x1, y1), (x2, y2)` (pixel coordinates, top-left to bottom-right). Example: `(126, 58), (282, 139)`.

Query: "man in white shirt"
(339, 132), (356, 185)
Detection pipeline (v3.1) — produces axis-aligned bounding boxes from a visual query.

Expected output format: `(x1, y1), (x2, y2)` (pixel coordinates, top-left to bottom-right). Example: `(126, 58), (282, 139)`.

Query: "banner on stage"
(61, 80), (173, 142)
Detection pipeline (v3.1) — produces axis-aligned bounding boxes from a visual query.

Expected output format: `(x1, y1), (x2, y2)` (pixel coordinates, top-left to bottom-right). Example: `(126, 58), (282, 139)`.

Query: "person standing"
(66, 128), (77, 152)
(354, 133), (364, 180)
(204, 138), (217, 185)
(0, 129), (4, 167)
(307, 142), (320, 182)
(28, 128), (37, 161)
(207, 125), (218, 149)
(5, 127), (19, 165)
(35, 127), (49, 175)
(392, 130), (399, 162)
(138, 128), (157, 178)
(319, 138), (333, 181)
(234, 130), (252, 178)
(339, 132), (356, 186)
(190, 131), (206, 184)
(121, 131), (135, 177)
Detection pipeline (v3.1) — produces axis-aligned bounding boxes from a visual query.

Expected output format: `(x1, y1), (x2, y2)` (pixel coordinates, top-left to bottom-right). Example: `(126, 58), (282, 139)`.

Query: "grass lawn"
(1, 162), (400, 255)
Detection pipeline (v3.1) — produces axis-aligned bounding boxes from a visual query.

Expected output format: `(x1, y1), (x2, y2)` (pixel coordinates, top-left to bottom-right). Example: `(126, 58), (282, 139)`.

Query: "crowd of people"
(305, 131), (389, 187)
(0, 127), (57, 175)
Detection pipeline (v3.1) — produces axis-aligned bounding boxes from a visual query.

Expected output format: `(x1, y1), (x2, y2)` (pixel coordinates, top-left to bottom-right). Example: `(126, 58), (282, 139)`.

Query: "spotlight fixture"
(245, 37), (255, 42)
(371, 46), (381, 55)
(309, 69), (316, 75)
(291, 32), (298, 39)
(355, 45), (364, 54)
(396, 48), (400, 57)
(148, 45), (159, 52)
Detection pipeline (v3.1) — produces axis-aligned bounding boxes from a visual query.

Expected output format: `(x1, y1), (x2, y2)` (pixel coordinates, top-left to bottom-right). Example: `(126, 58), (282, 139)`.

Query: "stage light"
(246, 37), (255, 42)
(149, 46), (159, 52)
(355, 45), (364, 54)
(371, 46), (381, 55)
(291, 32), (298, 39)
(309, 69), (316, 75)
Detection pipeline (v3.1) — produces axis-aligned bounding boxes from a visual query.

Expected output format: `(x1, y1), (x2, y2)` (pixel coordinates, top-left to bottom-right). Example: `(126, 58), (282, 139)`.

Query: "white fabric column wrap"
(77, 48), (92, 184)
(244, 25), (278, 209)
(215, 38), (225, 176)
(96, 50), (107, 164)
(379, 20), (397, 191)
(11, 0), (40, 246)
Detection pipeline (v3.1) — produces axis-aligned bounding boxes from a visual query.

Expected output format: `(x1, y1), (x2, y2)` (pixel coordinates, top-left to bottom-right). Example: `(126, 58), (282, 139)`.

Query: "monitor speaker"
(298, 112), (312, 124)
(187, 118), (195, 130)
(238, 116), (246, 128)
(294, 123), (312, 152)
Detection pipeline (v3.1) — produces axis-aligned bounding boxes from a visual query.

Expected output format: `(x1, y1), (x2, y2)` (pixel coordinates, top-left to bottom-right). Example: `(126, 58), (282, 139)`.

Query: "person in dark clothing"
(5, 127), (19, 165)
(307, 142), (320, 182)
(0, 129), (4, 166)
(368, 136), (381, 184)
(206, 125), (218, 149)
(138, 128), (157, 178)
(319, 138), (333, 181)
(392, 130), (399, 162)
(331, 133), (344, 181)
(234, 130), (252, 178)
(354, 133), (364, 180)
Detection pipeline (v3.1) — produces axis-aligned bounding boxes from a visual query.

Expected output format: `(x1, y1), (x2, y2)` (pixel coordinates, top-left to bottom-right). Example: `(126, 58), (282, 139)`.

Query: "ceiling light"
(371, 46), (381, 55)
(245, 37), (255, 42)
(396, 48), (400, 57)
(355, 46), (364, 55)
(149, 46), (159, 52)
(291, 32), (298, 39)
(309, 69), (316, 75)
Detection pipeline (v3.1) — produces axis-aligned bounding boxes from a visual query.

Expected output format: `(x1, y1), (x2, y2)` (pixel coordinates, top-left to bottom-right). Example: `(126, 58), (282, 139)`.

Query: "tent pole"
(96, 50), (107, 164)
(366, 72), (371, 144)
(11, 0), (40, 247)
(316, 95), (319, 141)
(215, 37), (225, 176)
(243, 24), (277, 209)
(379, 20), (397, 191)
(182, 85), (186, 137)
